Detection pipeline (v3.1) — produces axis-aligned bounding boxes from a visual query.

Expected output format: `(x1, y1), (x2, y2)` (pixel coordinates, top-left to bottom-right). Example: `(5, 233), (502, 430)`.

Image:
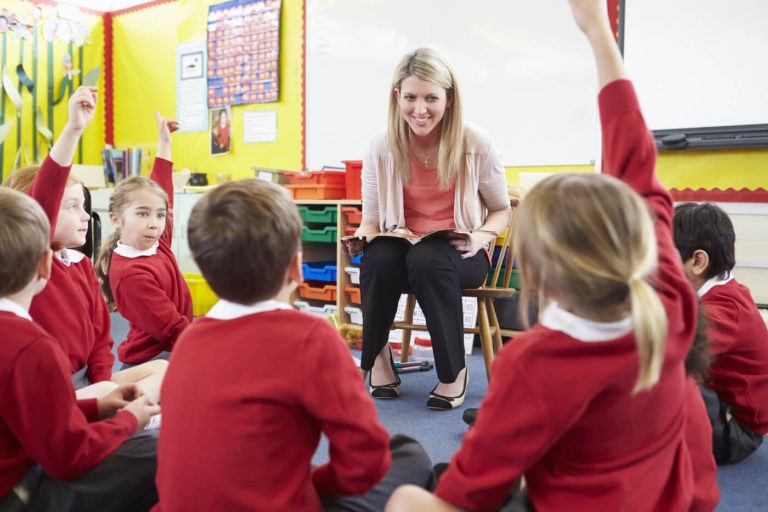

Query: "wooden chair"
(392, 200), (521, 381)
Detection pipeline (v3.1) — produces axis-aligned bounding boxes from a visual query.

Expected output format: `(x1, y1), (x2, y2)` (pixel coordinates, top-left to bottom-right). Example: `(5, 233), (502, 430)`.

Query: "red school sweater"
(701, 278), (768, 433)
(27, 156), (114, 383)
(153, 308), (390, 512)
(434, 80), (700, 511)
(112, 158), (192, 364)
(0, 310), (136, 497)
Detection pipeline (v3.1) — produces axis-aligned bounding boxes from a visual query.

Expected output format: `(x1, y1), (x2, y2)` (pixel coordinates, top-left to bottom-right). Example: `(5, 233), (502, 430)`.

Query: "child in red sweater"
(0, 187), (160, 512)
(3, 87), (167, 402)
(95, 111), (193, 368)
(674, 201), (768, 464)
(152, 179), (432, 511)
(385, 1), (715, 510)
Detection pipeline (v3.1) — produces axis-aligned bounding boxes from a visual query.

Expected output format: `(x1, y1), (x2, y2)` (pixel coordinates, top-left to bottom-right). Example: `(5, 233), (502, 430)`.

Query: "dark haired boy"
(674, 202), (768, 464)
(154, 179), (432, 511)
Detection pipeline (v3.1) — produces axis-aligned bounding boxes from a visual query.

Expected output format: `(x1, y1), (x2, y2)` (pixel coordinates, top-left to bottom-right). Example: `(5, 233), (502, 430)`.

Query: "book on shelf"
(101, 147), (143, 185)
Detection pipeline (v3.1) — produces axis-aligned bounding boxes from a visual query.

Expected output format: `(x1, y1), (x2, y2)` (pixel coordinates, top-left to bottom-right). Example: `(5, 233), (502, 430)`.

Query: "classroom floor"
(110, 313), (767, 510)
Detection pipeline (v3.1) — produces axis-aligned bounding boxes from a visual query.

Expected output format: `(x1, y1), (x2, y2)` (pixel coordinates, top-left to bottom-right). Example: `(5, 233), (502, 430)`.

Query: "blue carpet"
(110, 313), (766, 510)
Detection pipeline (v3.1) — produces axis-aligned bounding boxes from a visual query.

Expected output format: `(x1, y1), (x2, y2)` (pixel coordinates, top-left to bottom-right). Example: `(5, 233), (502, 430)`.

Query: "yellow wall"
(112, 0), (304, 182)
(4, 0), (767, 193)
(0, 1), (103, 179)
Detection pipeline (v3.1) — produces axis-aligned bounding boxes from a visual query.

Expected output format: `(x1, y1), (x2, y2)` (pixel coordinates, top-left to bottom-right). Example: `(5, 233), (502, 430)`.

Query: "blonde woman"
(348, 48), (511, 409)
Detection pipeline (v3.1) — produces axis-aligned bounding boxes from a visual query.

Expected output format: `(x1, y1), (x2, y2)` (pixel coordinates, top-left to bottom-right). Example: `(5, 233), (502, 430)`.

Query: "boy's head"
(0, 188), (51, 297)
(673, 202), (735, 288)
(4, 165), (88, 250)
(187, 179), (303, 304)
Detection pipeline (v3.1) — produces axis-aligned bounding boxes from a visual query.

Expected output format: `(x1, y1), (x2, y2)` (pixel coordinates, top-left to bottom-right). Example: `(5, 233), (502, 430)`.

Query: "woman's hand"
(341, 236), (367, 257)
(449, 231), (495, 259)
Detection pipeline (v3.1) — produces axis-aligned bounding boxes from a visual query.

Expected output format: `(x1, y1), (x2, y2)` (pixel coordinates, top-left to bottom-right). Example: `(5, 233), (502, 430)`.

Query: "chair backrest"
(483, 199), (519, 290)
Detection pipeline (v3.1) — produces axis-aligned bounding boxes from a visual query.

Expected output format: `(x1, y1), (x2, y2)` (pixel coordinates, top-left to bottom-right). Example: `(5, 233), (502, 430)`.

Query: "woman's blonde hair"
(388, 48), (464, 188)
(514, 173), (667, 393)
(3, 165), (84, 251)
(94, 176), (168, 310)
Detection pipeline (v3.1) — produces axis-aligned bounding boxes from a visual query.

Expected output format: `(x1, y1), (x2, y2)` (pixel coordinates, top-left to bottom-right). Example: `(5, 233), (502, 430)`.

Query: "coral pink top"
(403, 160), (456, 236)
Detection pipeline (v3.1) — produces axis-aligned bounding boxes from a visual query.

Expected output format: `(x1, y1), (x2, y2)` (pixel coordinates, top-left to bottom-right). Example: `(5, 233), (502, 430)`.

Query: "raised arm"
(151, 111), (179, 244)
(28, 87), (97, 237)
(567, 0), (626, 88)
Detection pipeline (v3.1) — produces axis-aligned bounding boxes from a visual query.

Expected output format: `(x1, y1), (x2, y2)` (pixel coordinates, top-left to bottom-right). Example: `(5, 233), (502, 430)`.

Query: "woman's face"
(219, 111), (228, 127)
(396, 75), (452, 140)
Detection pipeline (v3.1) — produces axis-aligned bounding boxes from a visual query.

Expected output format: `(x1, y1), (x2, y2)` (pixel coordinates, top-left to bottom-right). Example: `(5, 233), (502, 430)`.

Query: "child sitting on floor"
(385, 0), (716, 510)
(0, 187), (160, 512)
(3, 87), (166, 402)
(152, 179), (433, 511)
(95, 111), (193, 368)
(674, 201), (768, 464)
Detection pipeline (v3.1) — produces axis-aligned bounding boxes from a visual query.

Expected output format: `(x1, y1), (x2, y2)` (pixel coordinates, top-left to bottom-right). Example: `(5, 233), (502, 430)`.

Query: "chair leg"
(487, 297), (503, 352)
(477, 297), (494, 381)
(400, 294), (416, 363)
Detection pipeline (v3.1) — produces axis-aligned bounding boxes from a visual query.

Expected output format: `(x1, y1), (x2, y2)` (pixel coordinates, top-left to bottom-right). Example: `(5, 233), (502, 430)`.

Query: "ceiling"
(53, 1), (159, 13)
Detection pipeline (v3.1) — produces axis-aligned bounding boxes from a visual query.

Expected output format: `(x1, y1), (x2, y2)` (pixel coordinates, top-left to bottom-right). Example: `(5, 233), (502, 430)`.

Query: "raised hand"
(567, 0), (612, 37)
(67, 86), (98, 134)
(155, 110), (178, 160)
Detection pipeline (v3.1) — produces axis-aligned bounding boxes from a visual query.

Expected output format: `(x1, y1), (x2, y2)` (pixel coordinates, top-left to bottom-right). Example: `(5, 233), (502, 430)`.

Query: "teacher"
(351, 48), (511, 410)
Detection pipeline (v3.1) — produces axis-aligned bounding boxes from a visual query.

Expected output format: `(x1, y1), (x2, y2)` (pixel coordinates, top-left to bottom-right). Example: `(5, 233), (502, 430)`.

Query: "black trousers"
(700, 384), (764, 465)
(0, 430), (158, 512)
(360, 236), (489, 382)
(323, 434), (434, 512)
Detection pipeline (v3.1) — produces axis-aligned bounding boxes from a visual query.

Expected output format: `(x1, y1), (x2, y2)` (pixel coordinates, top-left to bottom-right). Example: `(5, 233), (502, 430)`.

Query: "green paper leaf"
(52, 76), (71, 106)
(2, 68), (22, 111)
(82, 66), (100, 87)
(0, 120), (13, 144)
(36, 107), (53, 143)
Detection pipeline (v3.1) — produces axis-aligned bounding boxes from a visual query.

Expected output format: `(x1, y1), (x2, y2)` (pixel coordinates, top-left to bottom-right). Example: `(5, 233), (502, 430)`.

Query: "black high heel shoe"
(369, 346), (401, 399)
(427, 367), (468, 410)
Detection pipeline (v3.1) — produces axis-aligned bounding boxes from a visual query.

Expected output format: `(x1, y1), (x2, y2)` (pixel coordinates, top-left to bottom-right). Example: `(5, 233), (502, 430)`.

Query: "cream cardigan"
(361, 122), (510, 233)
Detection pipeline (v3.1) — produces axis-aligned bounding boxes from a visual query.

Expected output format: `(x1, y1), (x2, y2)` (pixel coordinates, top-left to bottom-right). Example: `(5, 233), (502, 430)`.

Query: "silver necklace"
(414, 147), (438, 167)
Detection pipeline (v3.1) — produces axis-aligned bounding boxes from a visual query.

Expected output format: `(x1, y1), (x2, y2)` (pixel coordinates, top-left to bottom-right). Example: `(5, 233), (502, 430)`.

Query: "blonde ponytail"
(95, 230), (121, 311)
(628, 278), (668, 393)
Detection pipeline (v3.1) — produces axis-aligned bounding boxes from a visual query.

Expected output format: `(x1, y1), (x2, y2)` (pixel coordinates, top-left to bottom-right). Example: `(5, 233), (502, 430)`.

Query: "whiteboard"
(623, 0), (768, 132)
(306, 0), (599, 169)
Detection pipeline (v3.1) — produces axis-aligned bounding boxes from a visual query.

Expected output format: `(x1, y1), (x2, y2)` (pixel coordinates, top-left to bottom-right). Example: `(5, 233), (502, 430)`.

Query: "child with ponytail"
(95, 111), (192, 367)
(3, 87), (167, 403)
(385, 0), (715, 510)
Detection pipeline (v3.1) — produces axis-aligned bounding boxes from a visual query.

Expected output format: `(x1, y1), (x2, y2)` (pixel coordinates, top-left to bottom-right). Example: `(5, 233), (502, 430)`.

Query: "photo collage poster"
(207, 0), (281, 108)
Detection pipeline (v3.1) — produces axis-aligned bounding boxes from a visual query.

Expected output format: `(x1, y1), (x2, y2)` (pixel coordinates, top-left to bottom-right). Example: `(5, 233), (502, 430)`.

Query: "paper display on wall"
(207, 0), (282, 107)
(176, 41), (208, 133)
(389, 294), (477, 355)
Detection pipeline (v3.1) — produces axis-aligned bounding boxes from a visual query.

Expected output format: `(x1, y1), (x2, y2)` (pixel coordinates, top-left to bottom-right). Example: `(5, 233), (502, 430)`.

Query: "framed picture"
(181, 51), (204, 80)
(210, 106), (232, 155)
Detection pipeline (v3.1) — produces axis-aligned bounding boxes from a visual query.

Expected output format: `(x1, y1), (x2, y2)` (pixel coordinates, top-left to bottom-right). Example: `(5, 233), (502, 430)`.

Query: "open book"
(341, 228), (470, 246)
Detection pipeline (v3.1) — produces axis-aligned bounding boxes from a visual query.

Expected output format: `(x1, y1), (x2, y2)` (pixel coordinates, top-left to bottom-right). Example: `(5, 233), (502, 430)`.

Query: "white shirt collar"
(540, 302), (633, 342)
(205, 298), (292, 319)
(697, 272), (734, 298)
(0, 297), (32, 321)
(114, 241), (159, 258)
(55, 247), (86, 266)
